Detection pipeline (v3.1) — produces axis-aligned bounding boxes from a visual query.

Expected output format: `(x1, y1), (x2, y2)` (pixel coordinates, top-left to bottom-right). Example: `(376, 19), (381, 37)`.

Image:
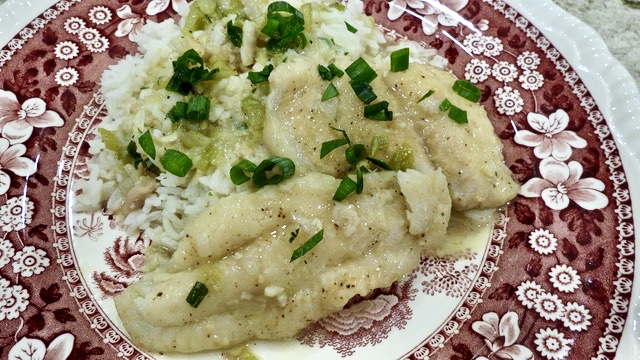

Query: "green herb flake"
(318, 65), (335, 81)
(417, 90), (435, 103)
(333, 176), (357, 201)
(167, 101), (188, 122)
(439, 98), (453, 112)
(364, 100), (393, 121)
(166, 49), (219, 95)
(226, 20), (243, 47)
(252, 156), (296, 187)
(448, 105), (469, 124)
(261, 1), (307, 52)
(160, 149), (193, 177)
(366, 157), (391, 170)
(390, 47), (410, 72)
(327, 63), (344, 78)
(349, 79), (377, 104)
(320, 128), (351, 158)
(452, 79), (482, 102)
(290, 229), (324, 262)
(289, 228), (300, 243)
(345, 21), (358, 33)
(138, 129), (156, 160)
(186, 281), (209, 308)
(186, 95), (210, 121)
(356, 166), (365, 194)
(321, 82), (339, 101)
(229, 159), (257, 185)
(345, 57), (377, 84)
(345, 143), (366, 164)
(248, 64), (274, 84)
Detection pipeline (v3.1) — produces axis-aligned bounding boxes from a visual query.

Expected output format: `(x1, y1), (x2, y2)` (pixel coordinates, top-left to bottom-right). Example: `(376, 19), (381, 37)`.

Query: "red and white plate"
(0, 0), (639, 359)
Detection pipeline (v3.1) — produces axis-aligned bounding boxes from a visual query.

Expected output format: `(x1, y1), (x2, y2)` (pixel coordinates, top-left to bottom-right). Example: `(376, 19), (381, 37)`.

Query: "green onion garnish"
(289, 228), (300, 243)
(248, 64), (274, 84)
(160, 149), (193, 177)
(327, 63), (344, 78)
(439, 98), (453, 112)
(448, 105), (469, 124)
(166, 49), (218, 95)
(364, 101), (393, 121)
(261, 1), (307, 52)
(345, 21), (358, 33)
(127, 140), (143, 168)
(290, 229), (324, 262)
(345, 144), (366, 164)
(186, 95), (210, 121)
(318, 65), (335, 81)
(333, 176), (357, 201)
(227, 20), (243, 47)
(356, 166), (365, 194)
(321, 82), (339, 101)
(345, 57), (377, 84)
(452, 79), (482, 102)
(167, 101), (187, 122)
(366, 157), (391, 170)
(229, 159), (258, 185)
(320, 128), (351, 158)
(350, 80), (377, 104)
(252, 156), (295, 187)
(186, 281), (208, 308)
(390, 47), (409, 72)
(138, 129), (156, 160)
(417, 90), (435, 103)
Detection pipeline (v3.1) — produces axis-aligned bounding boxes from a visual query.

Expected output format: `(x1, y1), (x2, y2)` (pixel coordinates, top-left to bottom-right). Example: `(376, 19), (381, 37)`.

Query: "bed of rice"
(73, 0), (445, 251)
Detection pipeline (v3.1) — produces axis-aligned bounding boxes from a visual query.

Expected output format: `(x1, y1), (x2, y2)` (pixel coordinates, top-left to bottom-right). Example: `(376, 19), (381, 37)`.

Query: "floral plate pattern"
(0, 0), (638, 359)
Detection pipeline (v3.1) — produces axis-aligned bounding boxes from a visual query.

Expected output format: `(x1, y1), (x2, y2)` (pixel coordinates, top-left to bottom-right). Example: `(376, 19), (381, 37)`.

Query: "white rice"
(73, 0), (444, 251)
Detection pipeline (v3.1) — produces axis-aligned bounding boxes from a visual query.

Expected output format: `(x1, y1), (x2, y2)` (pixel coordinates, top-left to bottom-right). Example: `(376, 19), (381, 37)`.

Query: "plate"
(0, 0), (639, 359)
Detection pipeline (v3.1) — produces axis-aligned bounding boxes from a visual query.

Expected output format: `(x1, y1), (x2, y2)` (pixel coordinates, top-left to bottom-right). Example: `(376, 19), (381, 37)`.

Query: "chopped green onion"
(167, 101), (188, 122)
(350, 80), (377, 104)
(333, 176), (357, 201)
(327, 63), (344, 78)
(320, 138), (349, 158)
(229, 159), (257, 185)
(439, 98), (453, 112)
(320, 128), (351, 158)
(227, 20), (243, 47)
(248, 64), (274, 84)
(345, 57), (377, 84)
(127, 140), (143, 168)
(417, 90), (435, 103)
(390, 47), (410, 72)
(318, 65), (335, 81)
(186, 281), (208, 308)
(448, 105), (469, 124)
(252, 156), (295, 187)
(452, 79), (482, 102)
(290, 229), (324, 262)
(345, 21), (358, 33)
(364, 101), (393, 121)
(186, 95), (210, 121)
(356, 166), (365, 194)
(366, 157), (391, 170)
(261, 1), (307, 52)
(138, 129), (156, 160)
(166, 49), (218, 95)
(345, 144), (366, 164)
(160, 149), (193, 177)
(321, 82), (339, 101)
(289, 228), (300, 243)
